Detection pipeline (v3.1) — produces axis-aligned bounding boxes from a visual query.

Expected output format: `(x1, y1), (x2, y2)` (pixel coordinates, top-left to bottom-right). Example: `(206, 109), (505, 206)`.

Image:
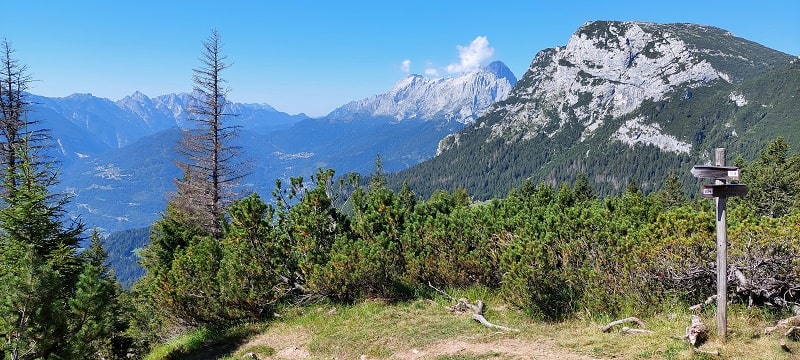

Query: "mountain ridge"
(327, 61), (517, 123)
(44, 62), (516, 233)
(28, 21), (799, 234)
(393, 20), (799, 200)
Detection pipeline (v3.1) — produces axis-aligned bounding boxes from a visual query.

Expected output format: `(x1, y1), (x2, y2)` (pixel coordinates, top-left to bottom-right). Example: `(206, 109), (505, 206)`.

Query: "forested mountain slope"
(390, 21), (799, 199)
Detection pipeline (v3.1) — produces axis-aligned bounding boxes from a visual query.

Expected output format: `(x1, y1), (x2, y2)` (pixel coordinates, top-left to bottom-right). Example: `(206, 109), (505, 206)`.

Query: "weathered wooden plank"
(701, 184), (749, 198)
(691, 165), (740, 181)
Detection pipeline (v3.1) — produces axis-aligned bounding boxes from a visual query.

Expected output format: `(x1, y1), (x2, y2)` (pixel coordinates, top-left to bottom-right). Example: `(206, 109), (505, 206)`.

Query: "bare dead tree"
(175, 29), (248, 238)
(0, 39), (54, 200)
(0, 38), (32, 193)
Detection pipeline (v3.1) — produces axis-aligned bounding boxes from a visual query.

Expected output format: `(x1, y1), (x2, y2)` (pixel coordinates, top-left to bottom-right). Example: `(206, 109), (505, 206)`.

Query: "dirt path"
(239, 329), (598, 359)
(391, 338), (598, 359)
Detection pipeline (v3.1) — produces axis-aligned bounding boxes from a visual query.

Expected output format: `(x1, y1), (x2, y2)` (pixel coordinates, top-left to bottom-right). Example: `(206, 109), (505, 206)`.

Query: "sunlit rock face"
(484, 21), (738, 153)
(328, 61), (517, 125)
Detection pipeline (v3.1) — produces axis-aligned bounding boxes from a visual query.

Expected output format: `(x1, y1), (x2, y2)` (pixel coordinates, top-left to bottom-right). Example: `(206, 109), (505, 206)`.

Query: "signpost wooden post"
(690, 148), (749, 342)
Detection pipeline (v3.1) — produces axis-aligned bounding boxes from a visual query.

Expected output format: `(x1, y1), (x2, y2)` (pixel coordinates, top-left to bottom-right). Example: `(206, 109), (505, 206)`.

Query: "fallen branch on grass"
(689, 295), (717, 313)
(787, 326), (799, 340)
(764, 315), (800, 353)
(621, 326), (654, 335)
(601, 317), (647, 333)
(685, 315), (708, 347)
(428, 282), (518, 332)
(428, 281), (454, 301)
(454, 298), (520, 332)
(764, 315), (800, 335)
(780, 338), (791, 353)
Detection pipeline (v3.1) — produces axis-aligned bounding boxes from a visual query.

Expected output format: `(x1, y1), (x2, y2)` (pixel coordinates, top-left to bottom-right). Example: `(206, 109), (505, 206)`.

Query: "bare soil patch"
(237, 325), (312, 359)
(393, 338), (598, 360)
(238, 327), (597, 359)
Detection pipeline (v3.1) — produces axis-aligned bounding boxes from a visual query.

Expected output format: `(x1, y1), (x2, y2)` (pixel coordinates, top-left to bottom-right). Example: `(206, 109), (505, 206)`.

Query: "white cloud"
(446, 36), (494, 74)
(400, 59), (411, 73)
(424, 67), (439, 77)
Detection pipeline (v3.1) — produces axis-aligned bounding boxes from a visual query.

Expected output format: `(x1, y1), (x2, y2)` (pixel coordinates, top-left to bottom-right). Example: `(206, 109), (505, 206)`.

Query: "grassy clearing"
(144, 322), (267, 360)
(144, 327), (213, 360)
(146, 290), (799, 359)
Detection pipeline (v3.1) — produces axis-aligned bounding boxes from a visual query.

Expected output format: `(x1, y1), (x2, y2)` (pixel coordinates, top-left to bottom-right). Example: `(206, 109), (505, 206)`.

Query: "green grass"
(144, 322), (266, 360)
(144, 327), (211, 360)
(144, 290), (800, 359)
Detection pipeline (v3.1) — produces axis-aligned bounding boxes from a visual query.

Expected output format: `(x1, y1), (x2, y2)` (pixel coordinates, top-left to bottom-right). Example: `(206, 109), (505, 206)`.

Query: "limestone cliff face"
(490, 22), (725, 147)
(439, 21), (791, 156)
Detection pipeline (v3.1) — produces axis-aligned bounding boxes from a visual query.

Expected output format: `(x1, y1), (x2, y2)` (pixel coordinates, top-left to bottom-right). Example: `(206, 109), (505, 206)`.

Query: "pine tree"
(573, 172), (595, 202)
(658, 172), (686, 208)
(0, 39), (122, 360)
(217, 193), (292, 319)
(67, 230), (119, 358)
(741, 137), (800, 217)
(0, 41), (83, 358)
(0, 137), (83, 359)
(288, 169), (351, 293)
(137, 29), (255, 330)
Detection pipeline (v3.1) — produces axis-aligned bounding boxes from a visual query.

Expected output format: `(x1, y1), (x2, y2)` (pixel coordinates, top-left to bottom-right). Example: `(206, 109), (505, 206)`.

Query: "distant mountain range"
(328, 60), (516, 123)
(392, 21), (800, 199)
(35, 61), (516, 233)
(29, 21), (800, 237)
(48, 20), (800, 289)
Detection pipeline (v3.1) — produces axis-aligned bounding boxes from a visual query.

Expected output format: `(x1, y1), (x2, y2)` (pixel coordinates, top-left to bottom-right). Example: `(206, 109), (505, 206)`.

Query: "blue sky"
(4, 1), (798, 116)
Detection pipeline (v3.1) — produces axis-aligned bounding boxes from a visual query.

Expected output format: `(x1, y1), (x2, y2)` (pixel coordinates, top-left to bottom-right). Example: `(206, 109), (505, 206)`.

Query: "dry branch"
(621, 326), (654, 335)
(685, 315), (708, 347)
(455, 298), (520, 332)
(764, 315), (800, 335)
(428, 281), (454, 301)
(428, 282), (519, 333)
(780, 338), (791, 353)
(601, 317), (647, 333)
(787, 326), (800, 340)
(689, 295), (717, 313)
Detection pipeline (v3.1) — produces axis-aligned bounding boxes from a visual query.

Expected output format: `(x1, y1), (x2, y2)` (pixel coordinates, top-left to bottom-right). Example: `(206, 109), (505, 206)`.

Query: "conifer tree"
(658, 172), (686, 208)
(67, 230), (120, 358)
(0, 41), (80, 359)
(0, 39), (120, 360)
(138, 29), (253, 329)
(741, 137), (800, 217)
(573, 172), (595, 202)
(0, 126), (85, 359)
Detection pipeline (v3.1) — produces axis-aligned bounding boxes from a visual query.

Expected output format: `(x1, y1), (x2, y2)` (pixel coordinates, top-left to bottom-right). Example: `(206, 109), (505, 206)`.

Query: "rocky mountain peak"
(484, 61), (517, 84)
(327, 62), (517, 124)
(483, 21), (741, 146)
(426, 20), (797, 201)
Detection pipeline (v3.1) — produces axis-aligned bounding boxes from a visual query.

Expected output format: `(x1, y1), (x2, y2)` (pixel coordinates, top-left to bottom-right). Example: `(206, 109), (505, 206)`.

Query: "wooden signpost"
(701, 184), (749, 199)
(690, 165), (740, 181)
(690, 148), (748, 342)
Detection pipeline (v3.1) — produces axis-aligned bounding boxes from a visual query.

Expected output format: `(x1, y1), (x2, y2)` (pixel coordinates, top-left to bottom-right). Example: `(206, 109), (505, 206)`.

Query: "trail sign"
(691, 148), (748, 343)
(701, 184), (749, 199)
(691, 165), (740, 181)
